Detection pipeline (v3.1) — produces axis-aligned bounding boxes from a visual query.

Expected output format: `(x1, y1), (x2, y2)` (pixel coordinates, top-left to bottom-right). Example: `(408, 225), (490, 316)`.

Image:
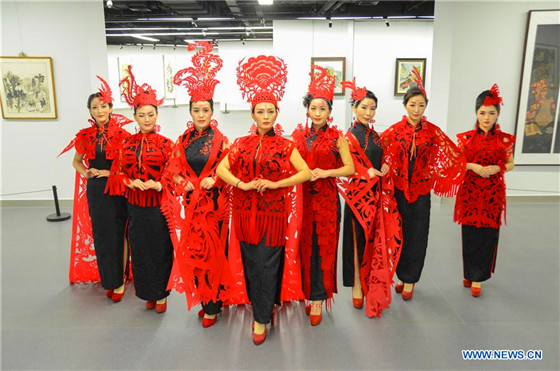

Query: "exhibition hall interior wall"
(1, 0), (558, 201)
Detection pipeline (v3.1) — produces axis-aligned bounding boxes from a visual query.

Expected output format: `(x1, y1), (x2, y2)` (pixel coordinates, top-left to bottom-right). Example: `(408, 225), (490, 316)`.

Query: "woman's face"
(134, 105), (158, 133)
(89, 97), (113, 125)
(353, 97), (377, 125)
(405, 95), (427, 123)
(476, 105), (499, 132)
(190, 101), (213, 131)
(307, 98), (331, 127)
(251, 102), (278, 133)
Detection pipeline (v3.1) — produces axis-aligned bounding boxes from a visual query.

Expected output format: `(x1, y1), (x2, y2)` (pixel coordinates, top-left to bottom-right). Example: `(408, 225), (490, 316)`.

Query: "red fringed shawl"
(226, 126), (304, 303)
(160, 123), (236, 310)
(381, 116), (466, 203)
(292, 124), (343, 302)
(338, 126), (403, 318)
(106, 132), (173, 206)
(59, 114), (133, 283)
(454, 125), (515, 229)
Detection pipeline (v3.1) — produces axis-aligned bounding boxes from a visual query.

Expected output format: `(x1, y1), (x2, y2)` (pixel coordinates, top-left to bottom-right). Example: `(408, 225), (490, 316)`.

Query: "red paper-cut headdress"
(174, 41), (223, 103)
(96, 75), (113, 103)
(308, 65), (335, 101)
(237, 55), (287, 108)
(120, 65), (164, 109)
(411, 66), (427, 99)
(483, 84), (503, 106)
(340, 77), (368, 102)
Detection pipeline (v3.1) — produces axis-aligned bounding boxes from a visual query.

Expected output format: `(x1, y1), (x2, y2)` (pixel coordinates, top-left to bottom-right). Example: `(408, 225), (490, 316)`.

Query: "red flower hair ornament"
(174, 41), (223, 103)
(340, 77), (368, 103)
(237, 55), (287, 109)
(96, 75), (113, 104)
(411, 66), (427, 100)
(120, 65), (164, 109)
(483, 84), (504, 107)
(308, 65), (335, 101)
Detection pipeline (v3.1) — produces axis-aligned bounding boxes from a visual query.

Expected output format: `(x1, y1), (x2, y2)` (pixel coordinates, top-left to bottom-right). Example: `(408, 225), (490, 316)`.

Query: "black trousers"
(395, 189), (431, 284)
(462, 225), (500, 282)
(86, 177), (128, 290)
(194, 274), (223, 315)
(240, 239), (284, 324)
(342, 204), (367, 287)
(309, 222), (328, 300)
(127, 203), (173, 301)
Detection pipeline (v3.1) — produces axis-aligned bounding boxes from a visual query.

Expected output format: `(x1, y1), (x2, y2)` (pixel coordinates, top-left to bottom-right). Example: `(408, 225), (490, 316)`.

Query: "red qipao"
(454, 124), (515, 228)
(339, 126), (403, 317)
(227, 125), (305, 303)
(160, 122), (235, 309)
(291, 123), (343, 303)
(59, 113), (132, 283)
(381, 116), (466, 202)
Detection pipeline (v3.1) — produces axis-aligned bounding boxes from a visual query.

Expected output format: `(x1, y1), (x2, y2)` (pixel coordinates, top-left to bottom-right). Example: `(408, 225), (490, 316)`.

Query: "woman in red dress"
(161, 41), (233, 327)
(454, 84), (515, 297)
(216, 55), (311, 345)
(381, 68), (466, 300)
(106, 66), (174, 313)
(339, 78), (402, 317)
(59, 76), (131, 299)
(291, 66), (354, 326)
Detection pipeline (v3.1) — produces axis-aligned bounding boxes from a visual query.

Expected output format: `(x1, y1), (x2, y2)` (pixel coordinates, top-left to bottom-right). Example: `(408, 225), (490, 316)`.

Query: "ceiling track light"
(106, 0), (113, 9)
(384, 17), (390, 27)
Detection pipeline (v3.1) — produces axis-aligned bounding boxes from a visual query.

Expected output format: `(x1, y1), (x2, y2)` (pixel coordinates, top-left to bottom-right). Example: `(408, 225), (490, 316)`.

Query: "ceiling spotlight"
(192, 21), (198, 28)
(329, 20), (332, 28)
(140, 44), (144, 50)
(153, 44), (156, 50)
(385, 18), (390, 27)
(106, 0), (113, 9)
(173, 44), (176, 50)
(260, 18), (265, 26)
(245, 30), (250, 36)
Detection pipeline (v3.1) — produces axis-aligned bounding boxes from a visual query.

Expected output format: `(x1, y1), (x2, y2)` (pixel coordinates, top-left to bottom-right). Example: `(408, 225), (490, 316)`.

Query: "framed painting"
(117, 57), (131, 103)
(0, 56), (57, 119)
(311, 57), (346, 96)
(514, 10), (560, 165)
(163, 54), (177, 100)
(394, 58), (426, 96)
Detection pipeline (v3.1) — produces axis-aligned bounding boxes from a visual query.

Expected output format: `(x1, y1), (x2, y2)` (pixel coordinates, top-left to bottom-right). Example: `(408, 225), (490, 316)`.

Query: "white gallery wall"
(432, 0), (560, 196)
(1, 0), (108, 201)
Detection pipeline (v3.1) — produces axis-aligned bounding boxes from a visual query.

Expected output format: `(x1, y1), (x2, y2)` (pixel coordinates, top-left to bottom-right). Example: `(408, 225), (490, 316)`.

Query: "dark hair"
(133, 104), (158, 114)
(87, 93), (113, 109)
(302, 94), (333, 110)
(352, 90), (378, 108)
(403, 87), (428, 105)
(475, 90), (501, 113)
(189, 99), (214, 112)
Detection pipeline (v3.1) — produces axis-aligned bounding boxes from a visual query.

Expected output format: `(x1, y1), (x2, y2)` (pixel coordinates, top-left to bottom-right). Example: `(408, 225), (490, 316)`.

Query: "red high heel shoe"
(252, 310), (275, 330)
(395, 282), (404, 294)
(352, 297), (364, 309)
(146, 301), (156, 310)
(305, 304), (311, 315)
(309, 302), (322, 326)
(155, 298), (167, 313)
(202, 315), (217, 328)
(198, 308), (205, 318)
(402, 284), (415, 300)
(253, 328), (267, 345)
(471, 285), (481, 297)
(106, 290), (114, 298)
(111, 281), (126, 303)
(463, 279), (472, 288)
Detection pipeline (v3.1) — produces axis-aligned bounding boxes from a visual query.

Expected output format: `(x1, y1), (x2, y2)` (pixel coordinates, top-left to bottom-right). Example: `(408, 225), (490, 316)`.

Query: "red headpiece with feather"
(96, 75), (113, 103)
(237, 55), (287, 109)
(483, 83), (503, 106)
(340, 77), (368, 103)
(119, 65), (164, 109)
(308, 65), (335, 101)
(174, 41), (223, 102)
(411, 66), (427, 100)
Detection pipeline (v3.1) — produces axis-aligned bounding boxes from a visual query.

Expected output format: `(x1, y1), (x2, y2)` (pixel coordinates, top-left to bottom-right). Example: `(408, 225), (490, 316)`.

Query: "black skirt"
(86, 177), (128, 290)
(127, 203), (173, 301)
(394, 189), (431, 283)
(240, 239), (284, 324)
(462, 225), (500, 282)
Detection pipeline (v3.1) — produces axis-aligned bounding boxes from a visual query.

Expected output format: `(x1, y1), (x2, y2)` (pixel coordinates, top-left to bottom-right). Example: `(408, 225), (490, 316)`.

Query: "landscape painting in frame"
(515, 9), (560, 165)
(394, 58), (426, 96)
(0, 56), (57, 119)
(311, 57), (346, 96)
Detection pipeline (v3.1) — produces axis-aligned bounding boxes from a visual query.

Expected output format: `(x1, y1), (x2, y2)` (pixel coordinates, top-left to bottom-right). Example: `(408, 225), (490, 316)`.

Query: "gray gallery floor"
(1, 200), (559, 370)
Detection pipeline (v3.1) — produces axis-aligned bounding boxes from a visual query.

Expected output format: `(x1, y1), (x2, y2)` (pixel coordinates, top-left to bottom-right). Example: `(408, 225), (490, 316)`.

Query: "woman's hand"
(86, 168), (100, 178)
(238, 180), (257, 192)
(484, 165), (501, 176)
(200, 177), (216, 190)
(183, 181), (195, 192)
(367, 167), (384, 178)
(380, 163), (389, 176)
(254, 179), (279, 193)
(310, 168), (330, 181)
(143, 179), (162, 191)
(96, 169), (111, 178)
(128, 179), (147, 190)
(469, 163), (490, 178)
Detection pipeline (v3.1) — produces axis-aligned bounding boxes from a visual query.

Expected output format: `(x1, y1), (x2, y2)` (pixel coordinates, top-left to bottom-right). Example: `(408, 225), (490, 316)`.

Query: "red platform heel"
(402, 284), (415, 300)
(155, 298), (167, 313)
(463, 279), (472, 288)
(395, 282), (404, 294)
(309, 302), (322, 326)
(146, 301), (156, 310)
